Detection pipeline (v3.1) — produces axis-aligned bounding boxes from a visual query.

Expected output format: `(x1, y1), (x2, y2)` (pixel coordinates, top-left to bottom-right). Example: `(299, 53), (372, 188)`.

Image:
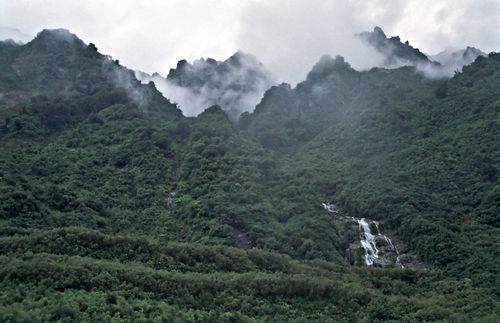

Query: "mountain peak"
(372, 26), (386, 38)
(358, 26), (432, 66)
(33, 29), (81, 43)
(227, 50), (261, 67)
(28, 28), (85, 51)
(306, 55), (353, 81)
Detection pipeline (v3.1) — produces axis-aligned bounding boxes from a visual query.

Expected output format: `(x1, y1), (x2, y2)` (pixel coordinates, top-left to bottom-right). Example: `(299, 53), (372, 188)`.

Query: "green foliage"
(0, 231), (497, 321)
(243, 53), (500, 294)
(0, 32), (499, 320)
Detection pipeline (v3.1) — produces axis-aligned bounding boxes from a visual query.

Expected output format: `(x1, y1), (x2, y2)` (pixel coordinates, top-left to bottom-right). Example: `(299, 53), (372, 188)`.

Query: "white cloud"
(385, 0), (500, 56)
(135, 52), (276, 119)
(1, 0), (499, 84)
(0, 0), (244, 75)
(236, 0), (386, 83)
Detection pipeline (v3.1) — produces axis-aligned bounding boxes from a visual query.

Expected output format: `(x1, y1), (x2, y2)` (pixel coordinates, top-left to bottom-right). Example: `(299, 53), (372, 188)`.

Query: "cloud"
(386, 0), (500, 56)
(0, 0), (244, 76)
(135, 52), (276, 119)
(236, 1), (386, 83)
(236, 0), (500, 83)
(105, 60), (152, 109)
(430, 47), (486, 75)
(0, 26), (32, 43)
(1, 0), (499, 85)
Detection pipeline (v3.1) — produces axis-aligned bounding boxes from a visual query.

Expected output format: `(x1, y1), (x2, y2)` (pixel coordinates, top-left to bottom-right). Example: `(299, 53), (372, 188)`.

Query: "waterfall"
(166, 192), (175, 209)
(322, 202), (339, 214)
(357, 218), (379, 266)
(322, 202), (403, 268)
(374, 222), (404, 268)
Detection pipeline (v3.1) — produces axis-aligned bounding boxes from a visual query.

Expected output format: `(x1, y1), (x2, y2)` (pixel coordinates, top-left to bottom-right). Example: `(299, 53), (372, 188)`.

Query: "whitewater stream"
(322, 202), (403, 268)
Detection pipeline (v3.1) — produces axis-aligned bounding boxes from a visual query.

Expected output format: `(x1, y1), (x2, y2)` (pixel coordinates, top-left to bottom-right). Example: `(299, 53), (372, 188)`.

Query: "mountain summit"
(358, 26), (434, 67)
(357, 26), (487, 77)
(30, 28), (84, 47)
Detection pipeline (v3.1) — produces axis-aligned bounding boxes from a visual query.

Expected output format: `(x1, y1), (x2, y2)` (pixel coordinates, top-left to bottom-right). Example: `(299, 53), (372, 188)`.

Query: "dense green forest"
(0, 29), (498, 321)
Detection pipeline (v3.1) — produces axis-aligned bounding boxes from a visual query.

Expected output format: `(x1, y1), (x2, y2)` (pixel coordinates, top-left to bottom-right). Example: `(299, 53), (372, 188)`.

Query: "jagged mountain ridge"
(136, 51), (275, 121)
(358, 26), (486, 77)
(135, 26), (486, 123)
(358, 26), (433, 66)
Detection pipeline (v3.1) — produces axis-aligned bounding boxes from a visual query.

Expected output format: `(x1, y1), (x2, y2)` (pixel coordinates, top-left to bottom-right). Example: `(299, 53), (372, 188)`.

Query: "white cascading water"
(374, 222), (404, 268)
(322, 202), (403, 267)
(322, 202), (339, 214)
(357, 218), (379, 266)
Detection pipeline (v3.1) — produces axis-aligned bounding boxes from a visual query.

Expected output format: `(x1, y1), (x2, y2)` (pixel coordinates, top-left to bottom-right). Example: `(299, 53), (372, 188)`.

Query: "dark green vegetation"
(241, 53), (500, 293)
(0, 29), (498, 321)
(1, 228), (497, 322)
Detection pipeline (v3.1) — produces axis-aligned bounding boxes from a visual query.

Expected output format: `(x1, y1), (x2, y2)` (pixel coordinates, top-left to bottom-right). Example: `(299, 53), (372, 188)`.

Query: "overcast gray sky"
(1, 0), (499, 83)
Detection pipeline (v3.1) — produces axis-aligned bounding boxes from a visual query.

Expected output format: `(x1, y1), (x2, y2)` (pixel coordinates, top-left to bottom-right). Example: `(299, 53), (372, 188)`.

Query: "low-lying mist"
(133, 25), (488, 119)
(136, 52), (276, 120)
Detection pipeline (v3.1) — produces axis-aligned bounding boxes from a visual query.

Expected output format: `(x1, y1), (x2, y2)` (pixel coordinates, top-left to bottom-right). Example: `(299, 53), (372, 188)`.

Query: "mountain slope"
(241, 52), (500, 293)
(0, 30), (347, 263)
(0, 29), (499, 320)
(241, 54), (438, 151)
(0, 29), (182, 127)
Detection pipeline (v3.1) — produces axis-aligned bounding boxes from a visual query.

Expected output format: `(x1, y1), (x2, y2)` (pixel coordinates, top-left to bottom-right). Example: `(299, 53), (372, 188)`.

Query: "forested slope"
(0, 29), (498, 321)
(241, 53), (500, 294)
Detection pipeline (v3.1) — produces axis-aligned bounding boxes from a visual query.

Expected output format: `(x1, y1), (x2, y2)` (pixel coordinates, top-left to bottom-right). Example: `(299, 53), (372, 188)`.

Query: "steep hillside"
(0, 29), (182, 141)
(0, 29), (498, 320)
(0, 29), (184, 237)
(241, 52), (500, 294)
(0, 30), (347, 262)
(241, 55), (438, 151)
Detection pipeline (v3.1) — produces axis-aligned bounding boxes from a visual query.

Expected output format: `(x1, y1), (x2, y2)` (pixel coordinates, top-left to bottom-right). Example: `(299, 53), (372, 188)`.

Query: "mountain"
(240, 54), (435, 150)
(0, 29), (499, 321)
(241, 51), (500, 291)
(358, 26), (435, 67)
(136, 51), (275, 121)
(0, 29), (182, 140)
(357, 27), (491, 80)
